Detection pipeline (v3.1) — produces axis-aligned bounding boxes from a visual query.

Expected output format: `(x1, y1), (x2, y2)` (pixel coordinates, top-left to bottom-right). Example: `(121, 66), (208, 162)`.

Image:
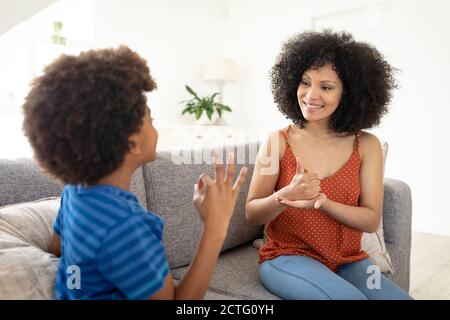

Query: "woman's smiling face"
(297, 63), (344, 124)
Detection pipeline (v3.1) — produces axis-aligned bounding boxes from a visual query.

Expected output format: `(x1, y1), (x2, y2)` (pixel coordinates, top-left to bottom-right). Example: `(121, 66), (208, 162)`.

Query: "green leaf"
(211, 92), (220, 101)
(185, 85), (200, 99)
(216, 107), (222, 118)
(181, 106), (193, 115)
(220, 105), (232, 112)
(195, 108), (203, 120)
(206, 109), (213, 120)
(205, 100), (214, 112)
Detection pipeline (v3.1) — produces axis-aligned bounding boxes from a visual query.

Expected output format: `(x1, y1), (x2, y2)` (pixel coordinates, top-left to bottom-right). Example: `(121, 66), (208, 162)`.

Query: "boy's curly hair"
(270, 29), (397, 134)
(22, 46), (156, 185)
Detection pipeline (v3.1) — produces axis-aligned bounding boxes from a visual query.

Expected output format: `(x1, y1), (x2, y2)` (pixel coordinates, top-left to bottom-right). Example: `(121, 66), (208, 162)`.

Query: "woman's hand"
(277, 157), (321, 201)
(193, 151), (248, 237)
(276, 192), (328, 210)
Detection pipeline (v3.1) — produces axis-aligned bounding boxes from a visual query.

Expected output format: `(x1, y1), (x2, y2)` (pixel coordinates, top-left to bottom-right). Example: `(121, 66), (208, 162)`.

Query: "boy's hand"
(193, 151), (248, 237)
(277, 157), (321, 201)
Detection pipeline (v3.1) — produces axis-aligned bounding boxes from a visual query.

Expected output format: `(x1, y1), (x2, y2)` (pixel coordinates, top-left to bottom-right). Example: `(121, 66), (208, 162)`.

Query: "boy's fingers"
(225, 152), (235, 185)
(195, 174), (211, 194)
(193, 183), (198, 198)
(232, 166), (248, 193)
(193, 184), (202, 207)
(213, 149), (224, 185)
(200, 174), (212, 187)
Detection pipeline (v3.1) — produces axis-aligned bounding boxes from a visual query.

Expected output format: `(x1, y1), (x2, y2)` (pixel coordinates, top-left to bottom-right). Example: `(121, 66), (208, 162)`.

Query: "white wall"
(92, 0), (227, 124)
(223, 0), (450, 235)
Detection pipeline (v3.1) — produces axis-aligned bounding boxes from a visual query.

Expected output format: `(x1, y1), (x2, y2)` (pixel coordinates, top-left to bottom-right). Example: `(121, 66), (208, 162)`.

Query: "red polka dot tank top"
(258, 125), (369, 271)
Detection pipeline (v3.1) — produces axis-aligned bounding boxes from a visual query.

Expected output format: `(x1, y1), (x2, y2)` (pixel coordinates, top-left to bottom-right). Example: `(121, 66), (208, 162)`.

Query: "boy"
(22, 46), (247, 299)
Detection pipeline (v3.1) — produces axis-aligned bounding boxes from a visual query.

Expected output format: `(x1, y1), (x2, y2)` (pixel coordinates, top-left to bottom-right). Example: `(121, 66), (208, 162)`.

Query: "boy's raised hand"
(193, 151), (248, 237)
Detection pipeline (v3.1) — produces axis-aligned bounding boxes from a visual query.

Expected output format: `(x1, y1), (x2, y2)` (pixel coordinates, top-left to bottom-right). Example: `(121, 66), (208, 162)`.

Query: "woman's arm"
(317, 132), (384, 233)
(245, 131), (285, 225)
(245, 131), (321, 225)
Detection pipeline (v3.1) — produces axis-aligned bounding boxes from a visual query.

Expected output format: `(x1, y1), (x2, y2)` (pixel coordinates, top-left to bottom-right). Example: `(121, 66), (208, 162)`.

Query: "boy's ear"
(128, 135), (141, 154)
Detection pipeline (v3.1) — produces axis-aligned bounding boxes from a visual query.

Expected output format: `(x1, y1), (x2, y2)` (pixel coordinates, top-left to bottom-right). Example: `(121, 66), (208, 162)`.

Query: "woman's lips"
(303, 101), (324, 111)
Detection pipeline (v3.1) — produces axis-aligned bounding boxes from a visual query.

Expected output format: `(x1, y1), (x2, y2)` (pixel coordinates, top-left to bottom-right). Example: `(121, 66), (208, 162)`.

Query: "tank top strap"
(354, 131), (360, 150)
(280, 125), (291, 148)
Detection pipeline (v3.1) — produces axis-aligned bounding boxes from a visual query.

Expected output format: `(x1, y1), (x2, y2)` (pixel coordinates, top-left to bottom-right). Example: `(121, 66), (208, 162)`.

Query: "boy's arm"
(48, 232), (61, 257)
(149, 151), (247, 300)
(149, 227), (226, 300)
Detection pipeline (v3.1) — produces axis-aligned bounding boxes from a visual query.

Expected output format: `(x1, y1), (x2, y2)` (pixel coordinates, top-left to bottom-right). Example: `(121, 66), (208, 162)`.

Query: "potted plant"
(180, 85), (232, 125)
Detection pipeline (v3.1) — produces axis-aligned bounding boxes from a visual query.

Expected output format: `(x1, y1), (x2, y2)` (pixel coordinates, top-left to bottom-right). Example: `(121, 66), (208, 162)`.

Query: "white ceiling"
(0, 0), (57, 35)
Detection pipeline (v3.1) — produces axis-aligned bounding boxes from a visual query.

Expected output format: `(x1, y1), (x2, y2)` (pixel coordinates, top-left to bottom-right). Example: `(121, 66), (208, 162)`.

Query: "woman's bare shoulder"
(260, 127), (289, 162)
(358, 131), (382, 158)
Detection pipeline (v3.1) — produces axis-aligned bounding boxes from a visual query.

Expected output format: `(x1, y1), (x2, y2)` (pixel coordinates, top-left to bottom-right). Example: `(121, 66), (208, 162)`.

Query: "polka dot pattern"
(258, 126), (369, 271)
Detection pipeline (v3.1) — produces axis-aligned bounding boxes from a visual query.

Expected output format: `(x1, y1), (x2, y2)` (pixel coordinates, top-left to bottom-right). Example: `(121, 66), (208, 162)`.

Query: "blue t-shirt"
(53, 184), (169, 300)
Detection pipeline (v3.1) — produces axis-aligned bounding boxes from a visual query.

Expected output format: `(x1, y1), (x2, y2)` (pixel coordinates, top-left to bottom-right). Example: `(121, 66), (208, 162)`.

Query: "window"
(0, 0), (94, 158)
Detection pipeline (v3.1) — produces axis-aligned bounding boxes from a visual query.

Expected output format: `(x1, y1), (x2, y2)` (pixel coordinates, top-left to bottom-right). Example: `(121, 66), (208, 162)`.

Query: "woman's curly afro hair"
(22, 46), (156, 185)
(270, 29), (397, 134)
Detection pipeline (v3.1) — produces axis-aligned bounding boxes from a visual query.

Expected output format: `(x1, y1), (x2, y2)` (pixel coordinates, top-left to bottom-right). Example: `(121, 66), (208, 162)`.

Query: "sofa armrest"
(383, 178), (412, 246)
(382, 177), (412, 292)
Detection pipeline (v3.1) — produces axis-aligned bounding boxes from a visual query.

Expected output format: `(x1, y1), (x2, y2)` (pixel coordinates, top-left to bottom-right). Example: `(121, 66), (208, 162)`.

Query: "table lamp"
(203, 58), (237, 103)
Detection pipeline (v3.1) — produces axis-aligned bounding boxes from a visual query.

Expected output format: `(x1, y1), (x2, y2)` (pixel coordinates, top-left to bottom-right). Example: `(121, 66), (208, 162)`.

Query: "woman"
(245, 30), (412, 300)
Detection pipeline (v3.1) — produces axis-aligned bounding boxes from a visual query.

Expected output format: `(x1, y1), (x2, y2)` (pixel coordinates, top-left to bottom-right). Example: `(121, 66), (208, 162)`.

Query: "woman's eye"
(322, 86), (332, 91)
(301, 81), (310, 86)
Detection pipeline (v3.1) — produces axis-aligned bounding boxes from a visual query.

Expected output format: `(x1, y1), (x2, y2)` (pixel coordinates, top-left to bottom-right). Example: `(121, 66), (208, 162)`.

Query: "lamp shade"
(203, 58), (237, 82)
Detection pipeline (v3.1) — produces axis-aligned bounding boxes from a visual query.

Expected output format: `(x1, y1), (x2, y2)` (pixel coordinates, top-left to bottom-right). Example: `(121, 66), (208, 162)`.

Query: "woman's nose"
(305, 85), (320, 100)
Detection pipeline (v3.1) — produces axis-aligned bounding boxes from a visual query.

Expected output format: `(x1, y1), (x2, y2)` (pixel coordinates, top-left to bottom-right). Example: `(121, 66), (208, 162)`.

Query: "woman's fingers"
(314, 193), (328, 209)
(309, 178), (321, 188)
(277, 197), (315, 209)
(308, 185), (321, 196)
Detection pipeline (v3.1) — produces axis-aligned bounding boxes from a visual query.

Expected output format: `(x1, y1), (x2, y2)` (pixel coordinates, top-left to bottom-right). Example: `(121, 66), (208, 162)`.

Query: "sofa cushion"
(171, 243), (280, 300)
(143, 142), (264, 269)
(0, 198), (60, 299)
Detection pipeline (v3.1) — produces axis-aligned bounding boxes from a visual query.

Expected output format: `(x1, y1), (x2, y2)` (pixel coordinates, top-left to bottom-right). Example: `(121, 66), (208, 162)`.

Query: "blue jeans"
(260, 255), (413, 300)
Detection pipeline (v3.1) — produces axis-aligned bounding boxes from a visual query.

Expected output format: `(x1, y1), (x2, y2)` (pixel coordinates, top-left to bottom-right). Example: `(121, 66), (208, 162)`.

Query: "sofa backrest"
(143, 142), (264, 269)
(0, 158), (63, 207)
(0, 158), (147, 208)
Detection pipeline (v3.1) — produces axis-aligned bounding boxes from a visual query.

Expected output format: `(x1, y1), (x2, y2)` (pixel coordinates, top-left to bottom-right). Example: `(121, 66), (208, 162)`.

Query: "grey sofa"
(0, 141), (412, 299)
